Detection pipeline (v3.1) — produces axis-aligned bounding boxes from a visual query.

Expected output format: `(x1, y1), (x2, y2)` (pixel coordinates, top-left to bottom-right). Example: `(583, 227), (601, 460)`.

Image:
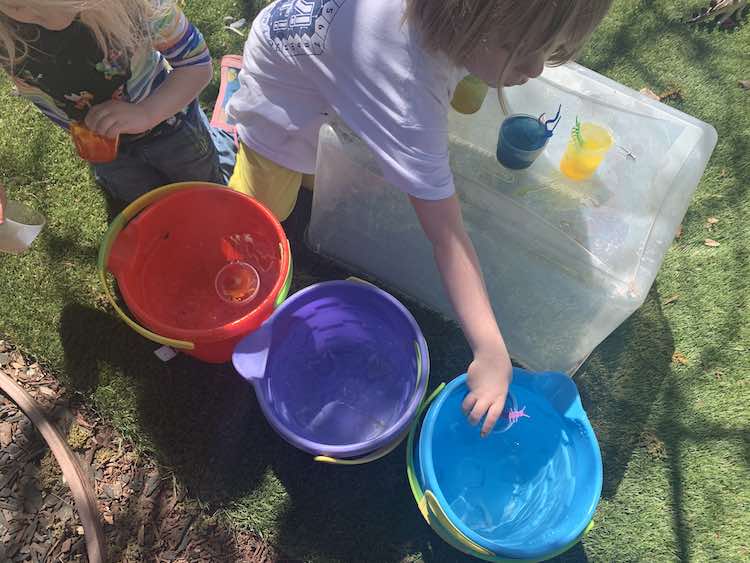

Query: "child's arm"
(85, 4), (213, 138)
(84, 64), (212, 138)
(411, 194), (512, 437)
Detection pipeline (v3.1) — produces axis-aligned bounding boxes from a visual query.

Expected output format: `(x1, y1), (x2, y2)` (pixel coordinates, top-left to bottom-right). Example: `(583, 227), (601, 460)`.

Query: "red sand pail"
(97, 183), (292, 363)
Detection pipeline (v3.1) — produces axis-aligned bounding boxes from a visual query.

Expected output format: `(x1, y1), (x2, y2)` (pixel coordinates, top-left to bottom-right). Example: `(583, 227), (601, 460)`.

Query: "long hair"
(405, 0), (614, 84)
(0, 0), (171, 72)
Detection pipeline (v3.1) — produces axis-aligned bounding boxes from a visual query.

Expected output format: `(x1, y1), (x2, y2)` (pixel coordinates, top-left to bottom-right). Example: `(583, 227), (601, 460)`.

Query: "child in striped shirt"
(0, 0), (235, 209)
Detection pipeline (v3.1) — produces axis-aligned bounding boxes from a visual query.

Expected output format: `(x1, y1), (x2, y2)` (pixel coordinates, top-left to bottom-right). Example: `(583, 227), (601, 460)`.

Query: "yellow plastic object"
(404, 383), (493, 556)
(425, 490), (496, 556)
(560, 121), (614, 180)
(345, 275), (376, 287)
(451, 75), (489, 115)
(315, 339), (426, 465)
(97, 183), (230, 351)
(314, 422), (412, 465)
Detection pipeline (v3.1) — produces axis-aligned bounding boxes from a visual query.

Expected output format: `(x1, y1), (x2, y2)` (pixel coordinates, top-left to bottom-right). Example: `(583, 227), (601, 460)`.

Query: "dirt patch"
(0, 339), (283, 562)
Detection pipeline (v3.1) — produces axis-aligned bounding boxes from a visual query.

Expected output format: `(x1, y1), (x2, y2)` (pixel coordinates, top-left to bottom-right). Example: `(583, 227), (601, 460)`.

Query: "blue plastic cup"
(497, 114), (551, 170)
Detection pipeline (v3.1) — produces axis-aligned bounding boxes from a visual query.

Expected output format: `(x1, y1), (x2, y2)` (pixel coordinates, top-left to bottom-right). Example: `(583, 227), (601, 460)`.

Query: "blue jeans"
(94, 101), (236, 203)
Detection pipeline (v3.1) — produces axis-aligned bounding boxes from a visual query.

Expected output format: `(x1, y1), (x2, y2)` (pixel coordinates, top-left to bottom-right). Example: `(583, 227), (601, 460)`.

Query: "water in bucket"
(139, 229), (280, 330)
(417, 371), (602, 559)
(233, 280), (430, 459)
(106, 185), (291, 363)
(438, 387), (576, 544)
(275, 315), (405, 444)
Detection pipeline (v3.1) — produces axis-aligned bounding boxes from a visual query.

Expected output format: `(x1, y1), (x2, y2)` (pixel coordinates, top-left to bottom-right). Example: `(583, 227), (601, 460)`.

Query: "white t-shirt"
(226, 0), (466, 200)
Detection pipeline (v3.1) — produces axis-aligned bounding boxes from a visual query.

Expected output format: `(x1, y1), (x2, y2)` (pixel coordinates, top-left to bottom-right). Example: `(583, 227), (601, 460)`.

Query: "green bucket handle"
(405, 382), (596, 562)
(97, 182), (292, 351)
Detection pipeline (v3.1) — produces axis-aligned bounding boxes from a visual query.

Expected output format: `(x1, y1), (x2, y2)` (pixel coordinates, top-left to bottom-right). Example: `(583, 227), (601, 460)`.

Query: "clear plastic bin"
(308, 63), (717, 374)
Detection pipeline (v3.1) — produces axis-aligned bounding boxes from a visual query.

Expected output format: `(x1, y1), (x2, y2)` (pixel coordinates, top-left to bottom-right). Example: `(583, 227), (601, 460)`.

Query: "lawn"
(1, 1), (748, 561)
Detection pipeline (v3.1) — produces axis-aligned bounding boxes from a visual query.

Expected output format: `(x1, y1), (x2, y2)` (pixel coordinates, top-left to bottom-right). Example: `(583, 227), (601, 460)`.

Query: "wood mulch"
(0, 338), (281, 562)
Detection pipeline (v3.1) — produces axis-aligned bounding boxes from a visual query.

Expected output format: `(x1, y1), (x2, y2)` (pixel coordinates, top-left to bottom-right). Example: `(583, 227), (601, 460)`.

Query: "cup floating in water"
(0, 200), (45, 254)
(216, 261), (261, 305)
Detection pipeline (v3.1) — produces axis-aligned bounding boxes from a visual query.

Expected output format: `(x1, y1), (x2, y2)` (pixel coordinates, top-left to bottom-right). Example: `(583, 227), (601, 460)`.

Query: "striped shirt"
(8, 4), (210, 128)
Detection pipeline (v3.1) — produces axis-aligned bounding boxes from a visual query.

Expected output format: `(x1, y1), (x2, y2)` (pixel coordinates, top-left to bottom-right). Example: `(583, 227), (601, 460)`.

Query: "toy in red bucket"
(97, 183), (293, 363)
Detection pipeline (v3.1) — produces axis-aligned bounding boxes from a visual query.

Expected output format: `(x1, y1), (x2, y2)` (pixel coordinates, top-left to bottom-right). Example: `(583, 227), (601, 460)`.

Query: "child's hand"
(462, 348), (513, 437)
(85, 100), (155, 138)
(0, 181), (6, 224)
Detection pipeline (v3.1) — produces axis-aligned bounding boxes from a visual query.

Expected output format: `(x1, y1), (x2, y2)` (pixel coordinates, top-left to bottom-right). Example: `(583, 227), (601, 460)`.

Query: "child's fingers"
(90, 113), (120, 139)
(468, 399), (490, 426)
(101, 120), (123, 139)
(480, 401), (505, 437)
(84, 105), (108, 131)
(85, 103), (121, 136)
(462, 393), (478, 416)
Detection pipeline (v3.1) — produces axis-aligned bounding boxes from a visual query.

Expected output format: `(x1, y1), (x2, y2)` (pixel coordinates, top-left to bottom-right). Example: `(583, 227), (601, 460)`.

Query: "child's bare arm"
(411, 194), (512, 436)
(84, 63), (213, 138)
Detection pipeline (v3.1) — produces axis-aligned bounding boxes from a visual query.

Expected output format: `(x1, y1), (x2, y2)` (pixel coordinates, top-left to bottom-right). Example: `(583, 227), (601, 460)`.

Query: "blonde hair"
(406, 0), (613, 80)
(0, 0), (170, 72)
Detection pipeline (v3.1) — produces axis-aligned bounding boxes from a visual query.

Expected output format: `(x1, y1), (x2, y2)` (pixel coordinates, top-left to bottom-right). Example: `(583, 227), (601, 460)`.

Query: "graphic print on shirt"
(265, 0), (346, 56)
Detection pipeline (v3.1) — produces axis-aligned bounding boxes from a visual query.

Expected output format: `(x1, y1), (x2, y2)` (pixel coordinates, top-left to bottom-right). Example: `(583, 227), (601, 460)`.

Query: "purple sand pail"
(232, 279), (430, 465)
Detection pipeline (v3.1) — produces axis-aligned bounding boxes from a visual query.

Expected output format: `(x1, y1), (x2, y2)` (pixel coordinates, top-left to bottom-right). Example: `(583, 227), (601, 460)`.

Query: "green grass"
(1, 1), (749, 561)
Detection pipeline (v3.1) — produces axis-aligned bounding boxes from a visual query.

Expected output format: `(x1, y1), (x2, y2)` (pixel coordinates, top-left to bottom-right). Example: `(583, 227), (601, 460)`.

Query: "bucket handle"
(97, 183), (204, 350)
(405, 383), (496, 558)
(314, 339), (427, 465)
(276, 240), (293, 307)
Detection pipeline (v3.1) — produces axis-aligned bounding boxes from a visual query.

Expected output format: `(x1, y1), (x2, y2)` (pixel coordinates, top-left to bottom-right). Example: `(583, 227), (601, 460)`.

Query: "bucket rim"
(109, 183), (291, 343)
(249, 280), (431, 458)
(418, 370), (603, 560)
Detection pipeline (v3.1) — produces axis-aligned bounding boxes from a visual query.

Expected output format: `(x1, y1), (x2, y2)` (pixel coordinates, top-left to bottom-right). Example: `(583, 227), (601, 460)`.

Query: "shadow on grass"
(575, 285), (675, 500)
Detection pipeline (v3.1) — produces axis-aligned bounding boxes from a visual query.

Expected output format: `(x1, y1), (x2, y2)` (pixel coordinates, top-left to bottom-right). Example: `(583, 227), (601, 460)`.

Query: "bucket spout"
(515, 368), (585, 420)
(233, 322), (273, 382)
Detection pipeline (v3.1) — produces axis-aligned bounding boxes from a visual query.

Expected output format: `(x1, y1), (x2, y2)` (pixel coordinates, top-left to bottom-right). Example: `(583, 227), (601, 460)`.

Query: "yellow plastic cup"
(451, 75), (489, 115)
(560, 122), (614, 180)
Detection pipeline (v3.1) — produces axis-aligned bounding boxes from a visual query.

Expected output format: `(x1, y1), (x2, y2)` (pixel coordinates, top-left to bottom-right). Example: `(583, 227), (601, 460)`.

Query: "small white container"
(0, 200), (46, 254)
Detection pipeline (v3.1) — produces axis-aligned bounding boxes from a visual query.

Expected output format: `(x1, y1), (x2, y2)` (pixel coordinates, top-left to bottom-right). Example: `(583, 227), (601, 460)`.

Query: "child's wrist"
(472, 331), (507, 357)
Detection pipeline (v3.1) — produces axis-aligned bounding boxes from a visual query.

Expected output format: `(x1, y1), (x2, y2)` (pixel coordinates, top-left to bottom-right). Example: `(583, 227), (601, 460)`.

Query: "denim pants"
(94, 100), (237, 203)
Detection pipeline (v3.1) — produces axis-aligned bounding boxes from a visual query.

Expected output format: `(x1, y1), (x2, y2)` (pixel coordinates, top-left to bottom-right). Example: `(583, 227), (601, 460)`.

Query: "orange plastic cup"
(70, 122), (119, 163)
